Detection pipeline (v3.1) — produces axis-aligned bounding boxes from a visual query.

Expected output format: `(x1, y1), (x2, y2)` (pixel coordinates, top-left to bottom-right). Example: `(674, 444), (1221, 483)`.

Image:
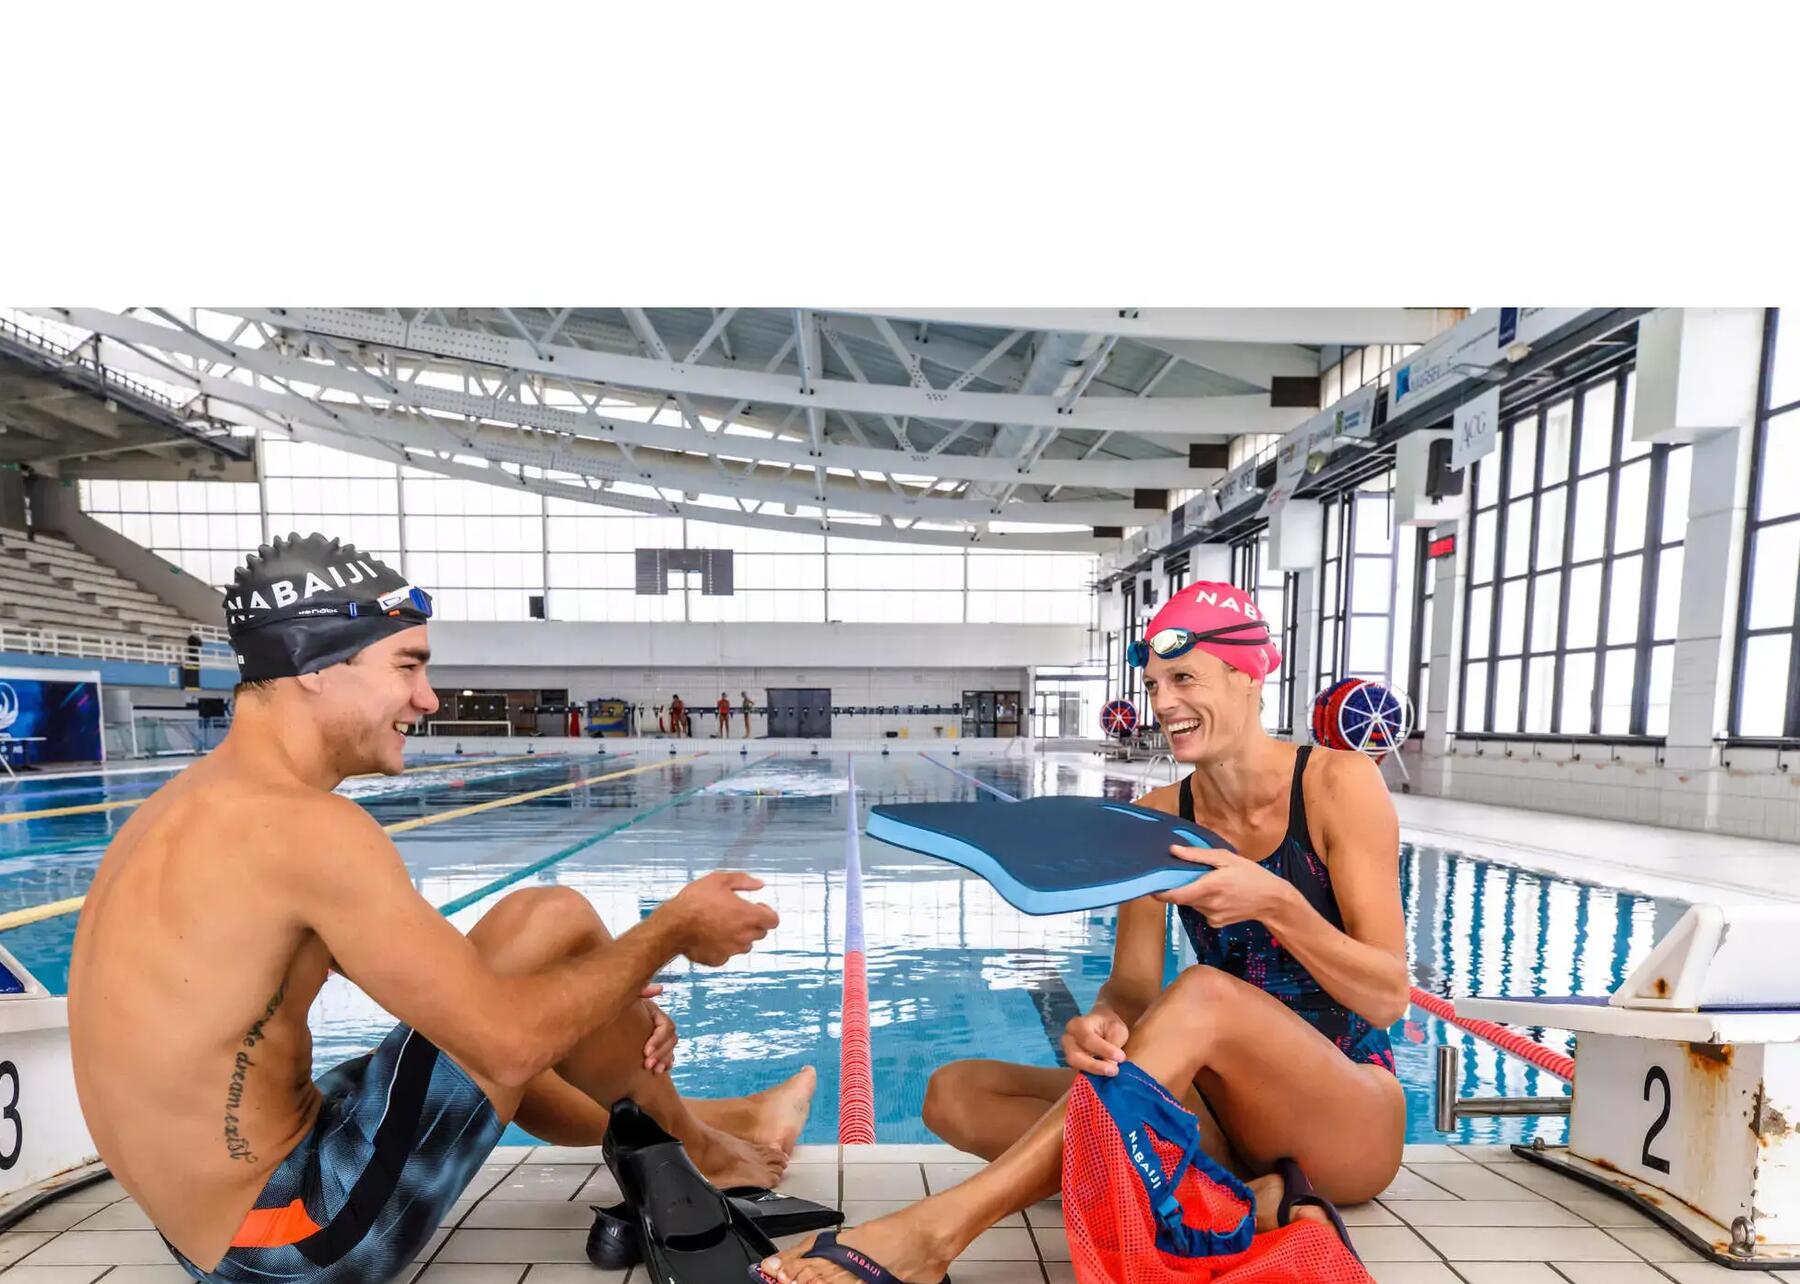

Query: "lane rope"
(914, 757), (1579, 1084)
(0, 754), (691, 934)
(0, 752), (558, 825)
(433, 754), (775, 917)
(837, 753), (874, 1145)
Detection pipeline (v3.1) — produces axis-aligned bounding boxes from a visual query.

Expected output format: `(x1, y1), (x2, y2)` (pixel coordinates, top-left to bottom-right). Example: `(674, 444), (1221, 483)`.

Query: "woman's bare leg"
(759, 965), (1404, 1284)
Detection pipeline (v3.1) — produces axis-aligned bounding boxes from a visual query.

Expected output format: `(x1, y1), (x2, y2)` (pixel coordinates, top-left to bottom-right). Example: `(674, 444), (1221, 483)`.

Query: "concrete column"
(1289, 566), (1319, 716)
(0, 468), (25, 531)
(1424, 514), (1465, 758)
(1665, 424), (1757, 769)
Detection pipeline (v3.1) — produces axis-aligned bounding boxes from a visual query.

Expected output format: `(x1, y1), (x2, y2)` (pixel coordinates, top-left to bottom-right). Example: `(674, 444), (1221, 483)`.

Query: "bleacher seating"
(0, 526), (220, 654)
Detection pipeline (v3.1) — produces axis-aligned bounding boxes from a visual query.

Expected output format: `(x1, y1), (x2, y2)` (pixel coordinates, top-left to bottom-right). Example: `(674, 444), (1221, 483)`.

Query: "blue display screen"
(0, 674), (104, 766)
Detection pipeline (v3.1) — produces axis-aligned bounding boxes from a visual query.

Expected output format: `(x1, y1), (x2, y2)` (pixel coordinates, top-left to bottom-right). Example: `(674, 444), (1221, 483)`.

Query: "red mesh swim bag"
(1062, 1063), (1372, 1284)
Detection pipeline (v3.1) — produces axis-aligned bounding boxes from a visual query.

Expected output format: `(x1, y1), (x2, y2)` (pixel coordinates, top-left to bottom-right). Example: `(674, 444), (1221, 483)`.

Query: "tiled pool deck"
(0, 1142), (1783, 1284)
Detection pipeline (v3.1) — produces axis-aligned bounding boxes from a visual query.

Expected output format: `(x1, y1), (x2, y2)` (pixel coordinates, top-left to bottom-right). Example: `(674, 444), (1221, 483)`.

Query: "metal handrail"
(0, 314), (192, 418)
(0, 623), (235, 670)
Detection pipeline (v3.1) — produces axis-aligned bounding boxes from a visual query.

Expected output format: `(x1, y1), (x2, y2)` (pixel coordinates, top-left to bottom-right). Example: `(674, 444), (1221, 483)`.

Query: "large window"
(1230, 533), (1297, 733)
(966, 551), (1093, 625)
(262, 438), (402, 571)
(1315, 475), (1398, 693)
(1730, 309), (1800, 738)
(78, 478), (261, 592)
(1406, 527), (1436, 724)
(402, 471), (543, 622)
(1459, 367), (1688, 737)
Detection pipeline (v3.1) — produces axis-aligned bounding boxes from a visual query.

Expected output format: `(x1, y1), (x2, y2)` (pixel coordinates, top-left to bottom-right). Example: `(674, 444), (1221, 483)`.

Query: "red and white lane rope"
(1409, 987), (1575, 1082)
(838, 754), (875, 1144)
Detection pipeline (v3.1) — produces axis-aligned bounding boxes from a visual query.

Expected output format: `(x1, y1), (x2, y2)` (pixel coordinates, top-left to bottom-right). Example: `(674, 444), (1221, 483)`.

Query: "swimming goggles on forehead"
(236, 585), (434, 630)
(1127, 618), (1270, 668)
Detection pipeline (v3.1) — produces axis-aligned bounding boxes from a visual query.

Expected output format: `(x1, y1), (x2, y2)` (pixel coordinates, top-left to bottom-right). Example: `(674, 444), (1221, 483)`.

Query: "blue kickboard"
(865, 796), (1234, 915)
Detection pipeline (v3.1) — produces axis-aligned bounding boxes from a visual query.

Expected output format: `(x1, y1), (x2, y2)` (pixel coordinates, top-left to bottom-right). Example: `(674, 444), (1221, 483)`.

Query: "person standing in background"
(740, 691), (755, 738)
(669, 694), (687, 738)
(717, 692), (732, 739)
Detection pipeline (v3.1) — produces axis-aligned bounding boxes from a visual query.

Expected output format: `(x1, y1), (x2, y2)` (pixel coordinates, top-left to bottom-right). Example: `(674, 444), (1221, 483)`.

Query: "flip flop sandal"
(1272, 1156), (1359, 1260)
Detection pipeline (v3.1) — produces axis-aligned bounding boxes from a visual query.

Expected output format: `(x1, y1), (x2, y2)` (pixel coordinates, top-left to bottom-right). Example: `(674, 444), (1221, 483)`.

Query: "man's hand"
(639, 984), (677, 1074)
(1152, 845), (1295, 928)
(1062, 1008), (1130, 1076)
(660, 871), (779, 966)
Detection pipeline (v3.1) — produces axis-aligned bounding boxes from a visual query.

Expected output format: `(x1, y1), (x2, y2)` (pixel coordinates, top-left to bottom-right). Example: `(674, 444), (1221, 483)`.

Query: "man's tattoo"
(222, 983), (286, 1162)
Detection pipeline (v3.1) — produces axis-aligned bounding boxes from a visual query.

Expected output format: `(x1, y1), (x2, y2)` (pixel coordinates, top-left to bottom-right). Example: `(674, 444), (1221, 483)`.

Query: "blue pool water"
(0, 749), (1680, 1148)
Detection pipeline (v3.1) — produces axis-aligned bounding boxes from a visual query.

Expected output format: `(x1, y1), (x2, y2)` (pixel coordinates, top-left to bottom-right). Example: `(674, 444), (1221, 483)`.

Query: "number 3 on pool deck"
(1641, 1065), (1672, 1175)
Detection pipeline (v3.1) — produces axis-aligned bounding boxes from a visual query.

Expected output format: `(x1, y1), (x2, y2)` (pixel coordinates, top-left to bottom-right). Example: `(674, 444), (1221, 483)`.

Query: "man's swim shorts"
(165, 1023), (503, 1284)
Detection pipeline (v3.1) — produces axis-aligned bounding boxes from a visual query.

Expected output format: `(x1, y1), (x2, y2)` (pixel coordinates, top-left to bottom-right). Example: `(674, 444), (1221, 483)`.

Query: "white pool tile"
(839, 1164), (924, 1201)
(415, 1266), (527, 1284)
(461, 1201), (597, 1229)
(1450, 1266), (1567, 1284)
(521, 1265), (628, 1284)
(523, 1145), (607, 1165)
(1400, 1144), (1471, 1164)
(70, 1201), (156, 1230)
(1366, 1266), (1465, 1284)
(775, 1164), (840, 1202)
(90, 1268), (194, 1284)
(1377, 1167), (1460, 1201)
(1605, 1226), (1709, 1262)
(1414, 1225), (1639, 1261)
(436, 1230), (591, 1264)
(485, 1164), (593, 1201)
(1349, 1225), (1439, 1261)
(0, 1268), (112, 1284)
(1381, 1198), (1586, 1226)
(1548, 1264), (1681, 1284)
(15, 1231), (170, 1266)
(1406, 1161), (1548, 1200)
(0, 1236), (61, 1270)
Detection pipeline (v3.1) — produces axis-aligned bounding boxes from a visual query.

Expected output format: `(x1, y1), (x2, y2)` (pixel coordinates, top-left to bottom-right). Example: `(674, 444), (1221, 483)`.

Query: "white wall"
(426, 621), (1087, 670)
(425, 661), (1026, 741)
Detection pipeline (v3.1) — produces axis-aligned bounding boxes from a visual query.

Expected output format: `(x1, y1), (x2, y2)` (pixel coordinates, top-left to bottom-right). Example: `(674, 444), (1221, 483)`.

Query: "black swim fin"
(589, 1189), (843, 1271)
(601, 1098), (784, 1283)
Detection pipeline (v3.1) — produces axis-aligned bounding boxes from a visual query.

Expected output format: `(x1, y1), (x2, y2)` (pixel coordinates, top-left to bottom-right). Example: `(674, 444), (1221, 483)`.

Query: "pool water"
(0, 750), (1679, 1147)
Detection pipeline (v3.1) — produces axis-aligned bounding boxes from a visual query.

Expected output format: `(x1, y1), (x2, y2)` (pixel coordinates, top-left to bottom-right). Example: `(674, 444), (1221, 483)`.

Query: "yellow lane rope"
(0, 755), (698, 932)
(0, 753), (559, 826)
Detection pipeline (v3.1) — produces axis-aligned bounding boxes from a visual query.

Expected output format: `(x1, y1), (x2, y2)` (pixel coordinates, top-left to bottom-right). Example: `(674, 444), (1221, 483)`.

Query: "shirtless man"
(756, 581), (1407, 1284)
(69, 533), (815, 1284)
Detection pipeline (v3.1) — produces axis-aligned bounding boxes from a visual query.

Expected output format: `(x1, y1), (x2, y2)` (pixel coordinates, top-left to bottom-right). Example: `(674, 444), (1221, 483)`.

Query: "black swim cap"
(225, 533), (433, 683)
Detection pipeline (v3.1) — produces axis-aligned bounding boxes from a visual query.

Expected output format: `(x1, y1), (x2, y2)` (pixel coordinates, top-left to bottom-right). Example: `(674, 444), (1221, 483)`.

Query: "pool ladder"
(1433, 1045), (1571, 1132)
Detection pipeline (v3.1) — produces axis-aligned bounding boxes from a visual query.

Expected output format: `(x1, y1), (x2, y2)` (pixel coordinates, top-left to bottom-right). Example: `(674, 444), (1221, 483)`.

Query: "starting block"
(1461, 903), (1800, 1270)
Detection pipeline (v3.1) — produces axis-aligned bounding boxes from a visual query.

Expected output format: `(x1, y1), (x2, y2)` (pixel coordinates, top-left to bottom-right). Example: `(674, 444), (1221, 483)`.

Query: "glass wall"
(1731, 308), (1800, 738)
(1315, 473), (1398, 691)
(75, 433), (1099, 626)
(77, 478), (261, 593)
(1459, 366), (1688, 737)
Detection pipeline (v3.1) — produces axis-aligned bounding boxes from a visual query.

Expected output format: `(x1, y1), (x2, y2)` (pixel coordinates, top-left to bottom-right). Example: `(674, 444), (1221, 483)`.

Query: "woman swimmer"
(755, 580), (1408, 1284)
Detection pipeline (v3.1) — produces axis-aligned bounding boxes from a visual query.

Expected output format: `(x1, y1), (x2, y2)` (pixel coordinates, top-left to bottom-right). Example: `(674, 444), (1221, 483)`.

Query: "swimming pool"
(0, 749), (1679, 1148)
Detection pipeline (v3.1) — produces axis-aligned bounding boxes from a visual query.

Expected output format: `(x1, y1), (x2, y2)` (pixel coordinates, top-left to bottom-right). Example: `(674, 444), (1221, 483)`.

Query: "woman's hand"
(1153, 845), (1297, 929)
(639, 984), (678, 1073)
(1062, 1007), (1130, 1076)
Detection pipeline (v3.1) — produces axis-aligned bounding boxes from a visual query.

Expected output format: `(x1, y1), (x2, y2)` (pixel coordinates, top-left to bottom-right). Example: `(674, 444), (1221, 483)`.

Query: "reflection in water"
(0, 751), (1678, 1145)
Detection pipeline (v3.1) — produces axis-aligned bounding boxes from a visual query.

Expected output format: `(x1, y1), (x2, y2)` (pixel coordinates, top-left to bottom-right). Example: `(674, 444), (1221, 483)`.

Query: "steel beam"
(822, 307), (1448, 345)
(221, 308), (1301, 438)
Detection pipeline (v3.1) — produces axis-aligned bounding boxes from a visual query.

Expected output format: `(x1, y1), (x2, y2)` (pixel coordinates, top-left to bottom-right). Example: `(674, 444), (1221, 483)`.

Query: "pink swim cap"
(1137, 581), (1282, 681)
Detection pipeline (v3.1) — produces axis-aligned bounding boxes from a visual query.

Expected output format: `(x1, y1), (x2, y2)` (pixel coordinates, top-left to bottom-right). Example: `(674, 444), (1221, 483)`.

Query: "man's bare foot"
(1246, 1172), (1328, 1232)
(691, 1067), (818, 1157)
(756, 1201), (958, 1284)
(692, 1125), (788, 1189)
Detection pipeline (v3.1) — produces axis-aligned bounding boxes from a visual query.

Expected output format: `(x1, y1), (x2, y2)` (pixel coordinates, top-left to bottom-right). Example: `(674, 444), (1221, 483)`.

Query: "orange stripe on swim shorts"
(231, 1198), (322, 1248)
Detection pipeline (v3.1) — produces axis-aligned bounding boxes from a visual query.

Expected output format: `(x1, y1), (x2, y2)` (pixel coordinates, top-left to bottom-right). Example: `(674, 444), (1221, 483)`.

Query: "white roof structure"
(16, 307), (1450, 550)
